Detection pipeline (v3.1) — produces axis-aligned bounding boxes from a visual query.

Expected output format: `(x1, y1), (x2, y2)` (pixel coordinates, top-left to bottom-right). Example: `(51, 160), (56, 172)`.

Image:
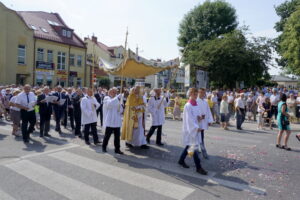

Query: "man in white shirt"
(15, 84), (37, 143)
(236, 93), (246, 130)
(80, 88), (101, 145)
(146, 88), (169, 146)
(270, 88), (280, 120)
(102, 88), (123, 154)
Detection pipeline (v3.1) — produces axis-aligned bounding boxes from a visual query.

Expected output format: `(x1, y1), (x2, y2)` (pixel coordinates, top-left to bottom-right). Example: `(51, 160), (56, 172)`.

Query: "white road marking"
(0, 143), (79, 166)
(50, 151), (195, 200)
(81, 146), (266, 195)
(0, 189), (16, 200)
(6, 160), (121, 200)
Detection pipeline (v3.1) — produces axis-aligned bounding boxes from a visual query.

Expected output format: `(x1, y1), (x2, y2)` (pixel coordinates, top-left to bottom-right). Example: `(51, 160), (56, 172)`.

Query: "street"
(0, 118), (299, 200)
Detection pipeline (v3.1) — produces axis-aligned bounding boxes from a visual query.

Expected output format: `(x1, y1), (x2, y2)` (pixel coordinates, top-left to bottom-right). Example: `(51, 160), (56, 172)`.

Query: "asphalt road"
(0, 117), (299, 200)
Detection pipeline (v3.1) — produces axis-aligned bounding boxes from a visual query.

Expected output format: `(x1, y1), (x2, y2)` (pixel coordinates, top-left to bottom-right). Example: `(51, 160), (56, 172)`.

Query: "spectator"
(263, 97), (272, 130)
(256, 92), (265, 130)
(276, 94), (292, 151)
(173, 95), (181, 120)
(9, 89), (21, 136)
(220, 95), (229, 130)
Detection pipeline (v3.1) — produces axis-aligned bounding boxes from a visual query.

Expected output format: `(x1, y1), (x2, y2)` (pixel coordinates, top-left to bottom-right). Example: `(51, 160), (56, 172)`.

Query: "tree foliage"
(184, 30), (272, 88)
(178, 0), (238, 49)
(98, 77), (110, 89)
(279, 9), (300, 75)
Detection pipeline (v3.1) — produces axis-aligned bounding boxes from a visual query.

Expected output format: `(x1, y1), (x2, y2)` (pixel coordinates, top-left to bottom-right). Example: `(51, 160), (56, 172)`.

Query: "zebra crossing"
(2, 149), (197, 200)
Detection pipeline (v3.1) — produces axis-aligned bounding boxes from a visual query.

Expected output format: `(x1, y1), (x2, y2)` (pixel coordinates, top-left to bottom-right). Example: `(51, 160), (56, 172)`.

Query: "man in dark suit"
(52, 85), (66, 134)
(37, 86), (52, 137)
(63, 88), (75, 130)
(94, 87), (104, 126)
(72, 88), (83, 138)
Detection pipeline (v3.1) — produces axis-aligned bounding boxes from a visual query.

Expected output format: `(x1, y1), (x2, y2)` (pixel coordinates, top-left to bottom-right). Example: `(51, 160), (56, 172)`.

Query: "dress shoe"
(23, 140), (29, 143)
(85, 141), (91, 145)
(126, 143), (133, 148)
(196, 167), (208, 175)
(140, 145), (149, 149)
(94, 142), (102, 146)
(156, 142), (164, 146)
(146, 137), (150, 144)
(178, 161), (190, 168)
(44, 133), (51, 137)
(115, 150), (124, 155)
(102, 148), (107, 153)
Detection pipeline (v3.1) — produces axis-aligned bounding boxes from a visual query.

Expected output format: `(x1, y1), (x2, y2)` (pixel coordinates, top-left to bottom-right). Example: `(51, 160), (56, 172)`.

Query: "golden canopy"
(99, 49), (179, 78)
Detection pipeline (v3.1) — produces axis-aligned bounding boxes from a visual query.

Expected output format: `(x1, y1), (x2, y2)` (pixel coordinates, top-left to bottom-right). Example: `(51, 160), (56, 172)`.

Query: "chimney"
(92, 36), (97, 43)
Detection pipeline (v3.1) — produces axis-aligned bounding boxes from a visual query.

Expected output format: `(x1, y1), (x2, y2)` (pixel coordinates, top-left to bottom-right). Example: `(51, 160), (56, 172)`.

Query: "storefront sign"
(36, 61), (54, 70)
(57, 70), (67, 75)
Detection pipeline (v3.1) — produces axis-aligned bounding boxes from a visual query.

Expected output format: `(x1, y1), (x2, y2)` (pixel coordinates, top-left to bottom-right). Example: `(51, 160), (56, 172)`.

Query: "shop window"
(18, 45), (26, 64)
(57, 51), (66, 70)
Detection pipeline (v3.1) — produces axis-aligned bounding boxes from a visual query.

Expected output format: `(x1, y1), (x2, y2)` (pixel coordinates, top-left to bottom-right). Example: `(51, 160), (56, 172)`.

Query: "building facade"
(0, 2), (88, 87)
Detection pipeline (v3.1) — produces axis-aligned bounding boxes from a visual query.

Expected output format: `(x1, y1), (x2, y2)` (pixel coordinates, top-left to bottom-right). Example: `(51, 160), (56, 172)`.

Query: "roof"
(96, 41), (114, 56)
(17, 11), (86, 48)
(271, 75), (299, 82)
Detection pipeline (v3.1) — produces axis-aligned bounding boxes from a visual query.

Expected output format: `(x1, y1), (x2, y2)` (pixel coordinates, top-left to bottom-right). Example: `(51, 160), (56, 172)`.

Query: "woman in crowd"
(295, 93), (300, 122)
(256, 92), (265, 130)
(9, 89), (21, 136)
(173, 95), (182, 120)
(287, 93), (296, 122)
(262, 97), (272, 130)
(246, 94), (255, 121)
(220, 95), (229, 130)
(206, 94), (214, 121)
(276, 94), (292, 151)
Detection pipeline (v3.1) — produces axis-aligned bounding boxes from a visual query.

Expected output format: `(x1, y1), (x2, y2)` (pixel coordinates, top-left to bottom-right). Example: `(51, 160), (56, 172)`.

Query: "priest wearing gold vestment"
(121, 86), (149, 149)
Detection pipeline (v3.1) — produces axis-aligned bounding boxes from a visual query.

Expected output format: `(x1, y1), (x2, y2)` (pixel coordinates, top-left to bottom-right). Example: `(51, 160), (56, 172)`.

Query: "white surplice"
(80, 96), (100, 125)
(197, 97), (214, 130)
(129, 105), (147, 146)
(103, 95), (123, 129)
(182, 102), (202, 146)
(147, 96), (169, 126)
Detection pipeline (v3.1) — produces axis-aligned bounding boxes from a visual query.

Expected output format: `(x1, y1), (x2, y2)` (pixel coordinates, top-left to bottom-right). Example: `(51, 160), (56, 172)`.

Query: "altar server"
(102, 87), (124, 154)
(146, 88), (169, 145)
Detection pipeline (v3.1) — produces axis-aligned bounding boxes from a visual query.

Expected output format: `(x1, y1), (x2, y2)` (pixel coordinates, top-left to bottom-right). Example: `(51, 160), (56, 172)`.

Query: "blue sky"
(2, 0), (286, 74)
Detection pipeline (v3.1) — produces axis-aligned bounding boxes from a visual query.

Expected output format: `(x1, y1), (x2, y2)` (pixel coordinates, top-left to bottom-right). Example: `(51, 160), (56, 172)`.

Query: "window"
(37, 48), (44, 61)
(69, 54), (75, 66)
(18, 45), (26, 64)
(67, 31), (71, 38)
(62, 29), (67, 37)
(57, 51), (66, 70)
(76, 78), (82, 87)
(47, 50), (53, 63)
(41, 27), (48, 33)
(77, 55), (82, 67)
(30, 25), (37, 30)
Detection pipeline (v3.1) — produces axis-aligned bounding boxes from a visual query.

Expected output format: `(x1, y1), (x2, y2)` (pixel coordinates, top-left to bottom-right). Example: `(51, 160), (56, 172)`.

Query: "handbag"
(263, 111), (268, 118)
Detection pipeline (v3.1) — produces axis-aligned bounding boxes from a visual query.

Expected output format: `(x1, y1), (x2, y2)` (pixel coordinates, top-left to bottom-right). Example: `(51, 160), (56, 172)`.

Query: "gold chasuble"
(121, 93), (145, 141)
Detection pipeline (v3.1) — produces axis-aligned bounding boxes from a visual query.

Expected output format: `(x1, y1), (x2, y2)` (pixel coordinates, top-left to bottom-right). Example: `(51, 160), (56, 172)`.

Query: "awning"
(99, 49), (179, 78)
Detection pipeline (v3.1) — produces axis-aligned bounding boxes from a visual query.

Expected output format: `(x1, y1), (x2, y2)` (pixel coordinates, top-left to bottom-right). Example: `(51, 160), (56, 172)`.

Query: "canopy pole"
(120, 28), (128, 93)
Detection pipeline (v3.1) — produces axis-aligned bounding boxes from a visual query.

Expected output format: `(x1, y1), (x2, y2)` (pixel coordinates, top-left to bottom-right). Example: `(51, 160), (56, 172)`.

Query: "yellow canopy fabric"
(100, 49), (179, 78)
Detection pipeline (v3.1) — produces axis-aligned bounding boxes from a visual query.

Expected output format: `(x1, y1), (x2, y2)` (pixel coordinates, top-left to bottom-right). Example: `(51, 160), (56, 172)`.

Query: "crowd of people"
(0, 84), (300, 175)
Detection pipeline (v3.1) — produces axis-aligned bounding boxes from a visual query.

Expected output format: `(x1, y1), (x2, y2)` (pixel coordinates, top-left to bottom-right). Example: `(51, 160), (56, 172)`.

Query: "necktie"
(26, 94), (29, 104)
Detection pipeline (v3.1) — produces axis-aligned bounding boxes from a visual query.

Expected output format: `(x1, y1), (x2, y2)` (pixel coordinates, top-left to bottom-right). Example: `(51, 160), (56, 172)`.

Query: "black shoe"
(126, 143), (133, 148)
(23, 140), (29, 143)
(141, 145), (149, 149)
(196, 167), (208, 175)
(102, 148), (107, 153)
(85, 141), (91, 145)
(156, 142), (164, 146)
(78, 134), (82, 138)
(39, 134), (44, 137)
(94, 141), (102, 146)
(44, 133), (51, 137)
(115, 150), (124, 155)
(178, 161), (190, 168)
(146, 137), (150, 144)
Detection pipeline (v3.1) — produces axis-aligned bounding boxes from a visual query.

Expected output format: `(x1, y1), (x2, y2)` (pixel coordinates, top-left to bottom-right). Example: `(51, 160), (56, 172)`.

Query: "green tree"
(178, 0), (238, 51)
(98, 77), (111, 89)
(185, 30), (272, 88)
(274, 0), (300, 70)
(279, 9), (300, 75)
